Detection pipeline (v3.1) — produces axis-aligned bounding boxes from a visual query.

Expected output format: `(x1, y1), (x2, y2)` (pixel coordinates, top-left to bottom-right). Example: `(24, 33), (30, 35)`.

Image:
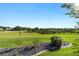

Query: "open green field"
(0, 31), (79, 56)
(0, 31), (52, 48)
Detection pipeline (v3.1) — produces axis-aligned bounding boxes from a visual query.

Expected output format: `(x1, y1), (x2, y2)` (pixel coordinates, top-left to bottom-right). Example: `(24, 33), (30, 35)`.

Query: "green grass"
(0, 31), (79, 56)
(0, 31), (52, 48)
(39, 33), (79, 56)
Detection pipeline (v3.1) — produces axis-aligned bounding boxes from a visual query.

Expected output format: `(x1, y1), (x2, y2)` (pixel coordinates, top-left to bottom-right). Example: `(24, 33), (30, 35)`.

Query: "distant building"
(0, 28), (3, 31)
(5, 27), (12, 31)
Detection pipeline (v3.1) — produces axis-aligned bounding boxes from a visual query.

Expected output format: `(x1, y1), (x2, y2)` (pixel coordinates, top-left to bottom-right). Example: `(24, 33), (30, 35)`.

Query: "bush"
(50, 36), (62, 50)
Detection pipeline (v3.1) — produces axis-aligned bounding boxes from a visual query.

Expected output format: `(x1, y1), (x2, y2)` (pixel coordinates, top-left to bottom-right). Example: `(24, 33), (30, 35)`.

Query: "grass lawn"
(39, 33), (79, 56)
(0, 31), (79, 56)
(0, 31), (53, 48)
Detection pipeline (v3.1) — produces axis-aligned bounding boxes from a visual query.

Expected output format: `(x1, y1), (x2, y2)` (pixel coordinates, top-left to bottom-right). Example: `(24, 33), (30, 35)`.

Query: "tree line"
(0, 26), (79, 34)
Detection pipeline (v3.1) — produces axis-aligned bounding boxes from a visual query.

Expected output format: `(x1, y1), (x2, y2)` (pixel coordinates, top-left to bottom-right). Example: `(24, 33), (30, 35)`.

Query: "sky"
(0, 3), (78, 28)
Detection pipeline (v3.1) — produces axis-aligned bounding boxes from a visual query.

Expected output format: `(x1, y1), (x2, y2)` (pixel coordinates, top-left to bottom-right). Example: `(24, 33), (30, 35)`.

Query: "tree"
(13, 26), (23, 31)
(61, 3), (79, 18)
(32, 27), (39, 32)
(61, 3), (79, 28)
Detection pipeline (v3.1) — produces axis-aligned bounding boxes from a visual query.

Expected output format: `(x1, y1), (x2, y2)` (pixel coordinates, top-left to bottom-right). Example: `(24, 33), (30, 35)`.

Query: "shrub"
(50, 36), (62, 50)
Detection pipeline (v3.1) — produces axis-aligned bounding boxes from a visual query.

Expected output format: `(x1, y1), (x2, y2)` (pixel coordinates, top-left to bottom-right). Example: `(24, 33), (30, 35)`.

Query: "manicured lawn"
(0, 31), (79, 56)
(39, 33), (79, 56)
(0, 31), (52, 48)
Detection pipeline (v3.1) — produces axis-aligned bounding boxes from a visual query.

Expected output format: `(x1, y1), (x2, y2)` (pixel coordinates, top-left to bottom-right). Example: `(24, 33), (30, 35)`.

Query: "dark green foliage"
(32, 27), (39, 32)
(50, 36), (62, 49)
(13, 26), (23, 31)
(0, 26), (79, 34)
(61, 3), (79, 18)
(61, 3), (72, 8)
